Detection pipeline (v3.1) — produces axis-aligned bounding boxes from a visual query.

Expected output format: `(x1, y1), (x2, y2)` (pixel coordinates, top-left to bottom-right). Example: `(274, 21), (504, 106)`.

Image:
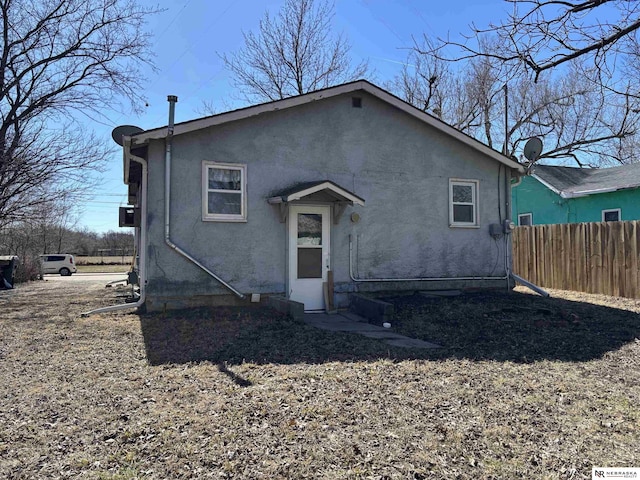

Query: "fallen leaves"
(0, 281), (638, 478)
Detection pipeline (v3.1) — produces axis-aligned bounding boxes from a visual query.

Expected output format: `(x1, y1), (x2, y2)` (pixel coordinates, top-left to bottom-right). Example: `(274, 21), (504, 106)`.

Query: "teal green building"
(512, 164), (640, 225)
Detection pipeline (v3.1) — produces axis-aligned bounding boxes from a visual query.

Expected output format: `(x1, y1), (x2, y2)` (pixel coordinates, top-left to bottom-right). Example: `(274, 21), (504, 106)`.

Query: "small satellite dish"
(111, 125), (144, 146)
(523, 137), (543, 162)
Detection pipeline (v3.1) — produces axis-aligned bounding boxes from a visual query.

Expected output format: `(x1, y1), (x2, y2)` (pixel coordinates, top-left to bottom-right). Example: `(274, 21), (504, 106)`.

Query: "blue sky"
(80, 0), (510, 232)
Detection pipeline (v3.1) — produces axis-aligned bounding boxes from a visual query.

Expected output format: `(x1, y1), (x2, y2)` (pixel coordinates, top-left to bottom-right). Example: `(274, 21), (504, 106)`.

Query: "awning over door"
(268, 180), (365, 223)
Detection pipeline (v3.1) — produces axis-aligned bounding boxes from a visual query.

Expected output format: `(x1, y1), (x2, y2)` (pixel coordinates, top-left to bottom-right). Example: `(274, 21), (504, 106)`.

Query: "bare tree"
(429, 0), (640, 86)
(0, 0), (158, 227)
(397, 34), (640, 166)
(31, 197), (79, 254)
(221, 0), (369, 103)
(101, 230), (133, 256)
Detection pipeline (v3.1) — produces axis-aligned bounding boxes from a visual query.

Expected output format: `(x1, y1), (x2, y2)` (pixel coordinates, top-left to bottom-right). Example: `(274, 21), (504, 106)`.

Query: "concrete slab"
(358, 331), (408, 340)
(303, 312), (441, 349)
(309, 321), (371, 332)
(386, 338), (442, 349)
(338, 311), (370, 323)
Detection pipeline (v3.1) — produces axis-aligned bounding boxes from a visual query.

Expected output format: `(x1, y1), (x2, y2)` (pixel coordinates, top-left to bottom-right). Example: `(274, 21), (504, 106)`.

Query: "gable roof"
(127, 79), (524, 173)
(531, 163), (640, 198)
(267, 180), (365, 205)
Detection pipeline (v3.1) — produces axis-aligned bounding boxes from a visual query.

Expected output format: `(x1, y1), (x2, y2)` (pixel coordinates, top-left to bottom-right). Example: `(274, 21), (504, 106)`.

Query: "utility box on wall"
(119, 207), (141, 227)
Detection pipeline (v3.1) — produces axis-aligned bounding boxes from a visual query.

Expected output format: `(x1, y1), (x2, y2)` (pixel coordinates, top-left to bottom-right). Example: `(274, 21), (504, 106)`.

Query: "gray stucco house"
(120, 80), (525, 312)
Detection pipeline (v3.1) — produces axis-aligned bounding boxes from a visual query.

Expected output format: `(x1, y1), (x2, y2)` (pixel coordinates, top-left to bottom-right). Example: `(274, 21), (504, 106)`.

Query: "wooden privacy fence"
(512, 221), (640, 299)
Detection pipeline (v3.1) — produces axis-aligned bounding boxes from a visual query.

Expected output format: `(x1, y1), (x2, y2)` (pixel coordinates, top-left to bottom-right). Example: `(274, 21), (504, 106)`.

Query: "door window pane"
(298, 248), (322, 278)
(297, 214), (322, 245)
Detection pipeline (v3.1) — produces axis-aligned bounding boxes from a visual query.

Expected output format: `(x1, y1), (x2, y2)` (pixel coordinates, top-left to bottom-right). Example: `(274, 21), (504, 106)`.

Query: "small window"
(518, 213), (533, 226)
(202, 162), (247, 222)
(602, 209), (620, 222)
(449, 179), (479, 227)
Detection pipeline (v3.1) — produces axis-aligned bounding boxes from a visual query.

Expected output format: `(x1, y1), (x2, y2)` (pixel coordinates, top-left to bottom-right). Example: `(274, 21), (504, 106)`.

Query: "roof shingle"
(532, 163), (640, 197)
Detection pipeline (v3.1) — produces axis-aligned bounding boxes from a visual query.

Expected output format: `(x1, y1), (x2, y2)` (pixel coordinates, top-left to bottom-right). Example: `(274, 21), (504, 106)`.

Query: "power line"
(149, 68), (226, 126)
(147, 0), (238, 96)
(106, 0), (220, 127)
(106, 0), (239, 128)
(156, 0), (195, 41)
(88, 194), (129, 197)
(359, 0), (408, 46)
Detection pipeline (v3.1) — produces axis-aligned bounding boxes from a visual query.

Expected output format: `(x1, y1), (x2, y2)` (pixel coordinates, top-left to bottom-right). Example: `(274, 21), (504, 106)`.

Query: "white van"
(40, 254), (77, 276)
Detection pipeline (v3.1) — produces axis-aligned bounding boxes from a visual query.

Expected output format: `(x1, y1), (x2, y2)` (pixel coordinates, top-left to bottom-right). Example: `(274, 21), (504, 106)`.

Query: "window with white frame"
(518, 213), (533, 226)
(449, 179), (479, 227)
(202, 162), (247, 221)
(602, 208), (620, 222)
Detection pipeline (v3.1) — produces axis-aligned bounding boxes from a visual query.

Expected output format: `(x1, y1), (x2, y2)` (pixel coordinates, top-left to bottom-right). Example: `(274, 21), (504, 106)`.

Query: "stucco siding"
(143, 91), (511, 305)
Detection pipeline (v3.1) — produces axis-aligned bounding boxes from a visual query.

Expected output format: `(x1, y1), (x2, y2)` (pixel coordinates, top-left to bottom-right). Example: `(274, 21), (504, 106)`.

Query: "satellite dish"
(523, 137), (543, 162)
(111, 125), (144, 146)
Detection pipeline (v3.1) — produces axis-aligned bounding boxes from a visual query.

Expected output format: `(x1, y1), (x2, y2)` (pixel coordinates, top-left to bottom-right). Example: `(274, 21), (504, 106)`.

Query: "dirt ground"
(0, 280), (638, 479)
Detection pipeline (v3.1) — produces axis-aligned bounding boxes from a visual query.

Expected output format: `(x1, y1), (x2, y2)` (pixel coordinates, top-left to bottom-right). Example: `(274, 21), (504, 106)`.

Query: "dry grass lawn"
(76, 265), (130, 274)
(1, 280), (638, 479)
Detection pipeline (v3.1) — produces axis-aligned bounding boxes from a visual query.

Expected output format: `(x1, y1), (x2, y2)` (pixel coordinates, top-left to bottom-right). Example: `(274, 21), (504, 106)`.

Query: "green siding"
(570, 190), (640, 222)
(512, 176), (640, 225)
(512, 176), (567, 225)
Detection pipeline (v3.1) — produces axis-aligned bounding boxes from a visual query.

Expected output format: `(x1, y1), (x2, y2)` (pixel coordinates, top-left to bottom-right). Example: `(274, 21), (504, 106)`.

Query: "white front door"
(288, 205), (330, 311)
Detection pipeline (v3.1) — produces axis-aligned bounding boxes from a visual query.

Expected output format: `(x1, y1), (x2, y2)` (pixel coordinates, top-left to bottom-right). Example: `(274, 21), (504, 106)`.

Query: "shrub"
(13, 256), (42, 284)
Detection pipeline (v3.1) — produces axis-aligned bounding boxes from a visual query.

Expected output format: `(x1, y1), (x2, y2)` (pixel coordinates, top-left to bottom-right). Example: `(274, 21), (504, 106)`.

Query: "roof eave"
(564, 184), (640, 198)
(531, 174), (566, 197)
(123, 137), (131, 184)
(131, 81), (372, 145)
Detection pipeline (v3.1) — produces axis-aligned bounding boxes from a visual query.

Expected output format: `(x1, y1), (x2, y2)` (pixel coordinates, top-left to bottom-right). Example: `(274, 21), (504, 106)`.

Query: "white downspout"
(82, 142), (148, 316)
(504, 167), (513, 289)
(505, 166), (549, 295)
(511, 272), (549, 297)
(163, 95), (245, 300)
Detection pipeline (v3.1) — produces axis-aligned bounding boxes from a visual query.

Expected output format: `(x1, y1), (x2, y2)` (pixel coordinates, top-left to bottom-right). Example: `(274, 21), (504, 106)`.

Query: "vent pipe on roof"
(163, 95), (245, 300)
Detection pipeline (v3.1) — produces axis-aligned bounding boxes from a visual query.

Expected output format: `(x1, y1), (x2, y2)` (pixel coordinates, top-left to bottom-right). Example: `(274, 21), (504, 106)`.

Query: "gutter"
(561, 184), (640, 198)
(82, 141), (148, 316)
(163, 95), (245, 300)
